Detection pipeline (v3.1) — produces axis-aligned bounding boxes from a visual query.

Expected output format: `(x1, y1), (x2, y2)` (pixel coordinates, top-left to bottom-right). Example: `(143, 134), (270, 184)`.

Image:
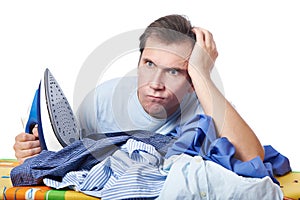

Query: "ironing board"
(276, 172), (300, 199)
(1, 159), (299, 199)
(0, 159), (98, 200)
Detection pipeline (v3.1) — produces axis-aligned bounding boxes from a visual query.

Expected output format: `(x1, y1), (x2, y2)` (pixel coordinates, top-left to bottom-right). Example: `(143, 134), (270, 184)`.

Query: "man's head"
(139, 14), (196, 53)
(137, 14), (196, 119)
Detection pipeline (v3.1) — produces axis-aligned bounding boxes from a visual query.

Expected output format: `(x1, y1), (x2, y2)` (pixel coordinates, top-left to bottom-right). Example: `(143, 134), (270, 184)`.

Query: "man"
(14, 14), (264, 164)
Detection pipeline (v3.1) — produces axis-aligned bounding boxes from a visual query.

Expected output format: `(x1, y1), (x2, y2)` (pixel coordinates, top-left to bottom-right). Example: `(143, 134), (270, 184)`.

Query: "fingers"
(192, 27), (205, 47)
(15, 146), (42, 164)
(14, 132), (41, 164)
(192, 27), (218, 61)
(192, 27), (214, 48)
(15, 132), (38, 142)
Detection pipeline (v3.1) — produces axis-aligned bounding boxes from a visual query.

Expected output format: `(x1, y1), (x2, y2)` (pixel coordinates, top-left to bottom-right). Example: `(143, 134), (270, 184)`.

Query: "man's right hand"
(13, 125), (41, 164)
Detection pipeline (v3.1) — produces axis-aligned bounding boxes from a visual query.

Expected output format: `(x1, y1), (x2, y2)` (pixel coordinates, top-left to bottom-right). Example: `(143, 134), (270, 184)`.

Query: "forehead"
(142, 37), (193, 67)
(144, 37), (193, 57)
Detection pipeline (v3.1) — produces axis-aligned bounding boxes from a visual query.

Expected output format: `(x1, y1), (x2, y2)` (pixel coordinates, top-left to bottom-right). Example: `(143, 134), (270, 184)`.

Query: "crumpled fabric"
(10, 130), (175, 186)
(158, 154), (283, 200)
(166, 114), (291, 184)
(11, 114), (291, 188)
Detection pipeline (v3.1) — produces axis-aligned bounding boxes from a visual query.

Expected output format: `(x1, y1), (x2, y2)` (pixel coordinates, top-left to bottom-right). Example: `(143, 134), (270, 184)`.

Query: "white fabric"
(157, 154), (283, 200)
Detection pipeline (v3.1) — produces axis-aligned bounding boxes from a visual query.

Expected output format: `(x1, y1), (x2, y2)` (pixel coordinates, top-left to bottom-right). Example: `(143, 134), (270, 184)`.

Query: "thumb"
(32, 124), (39, 138)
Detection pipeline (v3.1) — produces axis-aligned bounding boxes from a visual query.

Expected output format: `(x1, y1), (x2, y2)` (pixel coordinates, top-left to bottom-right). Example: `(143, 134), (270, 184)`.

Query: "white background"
(1, 0), (299, 170)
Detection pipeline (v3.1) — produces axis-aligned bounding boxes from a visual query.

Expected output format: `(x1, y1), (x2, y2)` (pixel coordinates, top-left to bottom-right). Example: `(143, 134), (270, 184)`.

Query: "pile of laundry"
(11, 114), (290, 199)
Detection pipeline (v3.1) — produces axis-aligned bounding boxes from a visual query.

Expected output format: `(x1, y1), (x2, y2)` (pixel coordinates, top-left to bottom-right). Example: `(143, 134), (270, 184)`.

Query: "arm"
(188, 27), (264, 161)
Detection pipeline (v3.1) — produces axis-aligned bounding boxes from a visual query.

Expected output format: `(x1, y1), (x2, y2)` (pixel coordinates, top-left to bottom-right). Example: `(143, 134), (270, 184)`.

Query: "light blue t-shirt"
(77, 76), (203, 135)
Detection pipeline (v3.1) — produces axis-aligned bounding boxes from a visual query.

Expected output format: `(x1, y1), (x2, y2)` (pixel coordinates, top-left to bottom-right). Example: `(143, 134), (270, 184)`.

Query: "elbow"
(258, 146), (265, 161)
(235, 145), (265, 162)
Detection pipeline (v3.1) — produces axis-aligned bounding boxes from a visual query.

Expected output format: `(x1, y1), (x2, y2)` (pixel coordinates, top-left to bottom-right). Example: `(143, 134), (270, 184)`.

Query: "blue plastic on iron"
(25, 82), (48, 150)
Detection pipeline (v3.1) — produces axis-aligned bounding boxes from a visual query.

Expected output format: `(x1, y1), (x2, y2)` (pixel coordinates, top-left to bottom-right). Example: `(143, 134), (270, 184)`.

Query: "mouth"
(147, 95), (165, 102)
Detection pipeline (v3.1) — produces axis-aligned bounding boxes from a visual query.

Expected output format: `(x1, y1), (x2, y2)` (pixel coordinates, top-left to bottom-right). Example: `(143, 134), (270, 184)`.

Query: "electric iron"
(25, 68), (81, 151)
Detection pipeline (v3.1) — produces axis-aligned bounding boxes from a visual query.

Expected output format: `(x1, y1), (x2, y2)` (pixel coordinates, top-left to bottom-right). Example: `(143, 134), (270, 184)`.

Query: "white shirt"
(158, 154), (283, 200)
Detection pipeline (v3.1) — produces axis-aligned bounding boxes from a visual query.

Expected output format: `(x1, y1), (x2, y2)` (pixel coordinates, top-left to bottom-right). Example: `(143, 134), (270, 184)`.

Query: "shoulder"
(96, 76), (137, 93)
(78, 76), (137, 110)
(83, 76), (137, 110)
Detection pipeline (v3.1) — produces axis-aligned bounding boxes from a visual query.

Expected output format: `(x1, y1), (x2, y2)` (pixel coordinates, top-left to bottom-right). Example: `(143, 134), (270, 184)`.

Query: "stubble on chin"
(145, 103), (168, 119)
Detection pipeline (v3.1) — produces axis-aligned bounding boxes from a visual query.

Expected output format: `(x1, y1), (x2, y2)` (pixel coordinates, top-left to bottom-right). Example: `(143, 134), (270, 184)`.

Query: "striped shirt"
(44, 139), (167, 199)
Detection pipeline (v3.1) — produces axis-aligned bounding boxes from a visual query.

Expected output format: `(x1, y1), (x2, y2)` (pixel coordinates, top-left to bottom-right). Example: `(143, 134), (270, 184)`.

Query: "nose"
(149, 81), (164, 90)
(149, 70), (165, 90)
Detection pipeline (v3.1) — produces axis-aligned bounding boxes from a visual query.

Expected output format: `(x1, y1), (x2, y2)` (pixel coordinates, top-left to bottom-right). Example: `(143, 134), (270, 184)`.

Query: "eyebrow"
(142, 58), (156, 66)
(167, 67), (187, 74)
(142, 57), (187, 72)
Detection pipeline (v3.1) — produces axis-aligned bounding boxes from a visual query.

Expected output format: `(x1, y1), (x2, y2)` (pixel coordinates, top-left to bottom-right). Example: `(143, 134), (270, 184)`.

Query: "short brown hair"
(139, 14), (196, 53)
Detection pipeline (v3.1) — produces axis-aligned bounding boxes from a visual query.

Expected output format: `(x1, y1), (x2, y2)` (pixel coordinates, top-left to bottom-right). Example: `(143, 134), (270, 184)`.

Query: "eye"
(146, 61), (154, 68)
(168, 68), (179, 76)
